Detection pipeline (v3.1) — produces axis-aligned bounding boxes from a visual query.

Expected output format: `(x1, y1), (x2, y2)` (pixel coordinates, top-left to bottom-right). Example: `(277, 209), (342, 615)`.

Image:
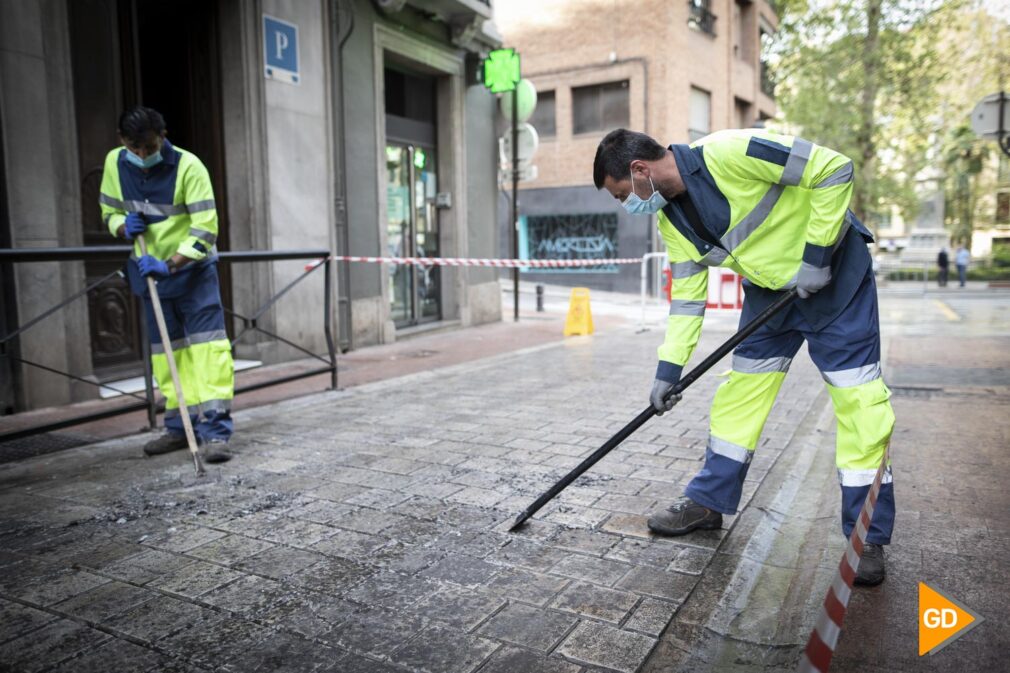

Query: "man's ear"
(629, 159), (649, 178)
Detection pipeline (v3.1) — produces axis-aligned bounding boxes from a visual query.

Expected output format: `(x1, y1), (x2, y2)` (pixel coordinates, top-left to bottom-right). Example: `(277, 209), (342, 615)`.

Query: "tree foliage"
(766, 0), (1003, 237)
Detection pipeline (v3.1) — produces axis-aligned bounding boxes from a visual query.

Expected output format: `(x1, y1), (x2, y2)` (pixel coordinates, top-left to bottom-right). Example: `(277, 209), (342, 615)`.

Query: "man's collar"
(159, 138), (179, 166)
(669, 143), (702, 176)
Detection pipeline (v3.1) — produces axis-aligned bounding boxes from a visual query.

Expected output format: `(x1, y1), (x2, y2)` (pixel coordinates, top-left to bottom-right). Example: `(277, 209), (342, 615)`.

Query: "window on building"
(688, 0), (718, 36)
(759, 19), (775, 97)
(997, 191), (1010, 224)
(529, 90), (556, 138)
(572, 81), (629, 135)
(734, 0), (755, 64)
(689, 87), (711, 142)
(735, 97), (752, 129)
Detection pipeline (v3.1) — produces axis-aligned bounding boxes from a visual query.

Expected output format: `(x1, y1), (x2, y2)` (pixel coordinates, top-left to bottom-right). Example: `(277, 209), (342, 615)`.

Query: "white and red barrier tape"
(305, 255), (642, 271)
(796, 445), (891, 673)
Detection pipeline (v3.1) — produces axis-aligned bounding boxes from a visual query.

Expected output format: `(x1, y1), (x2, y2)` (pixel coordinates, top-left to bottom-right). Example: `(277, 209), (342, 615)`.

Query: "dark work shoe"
(854, 543), (886, 586)
(647, 496), (723, 536)
(143, 433), (188, 456)
(203, 440), (233, 464)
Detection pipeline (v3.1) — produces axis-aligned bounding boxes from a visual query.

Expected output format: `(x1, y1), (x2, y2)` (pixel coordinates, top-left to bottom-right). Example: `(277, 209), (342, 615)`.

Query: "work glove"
(796, 262), (832, 299)
(650, 378), (682, 416)
(138, 255), (170, 280)
(124, 212), (147, 240)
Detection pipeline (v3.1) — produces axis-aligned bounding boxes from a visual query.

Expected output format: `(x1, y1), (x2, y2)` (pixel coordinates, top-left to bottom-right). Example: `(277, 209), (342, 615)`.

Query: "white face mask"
(622, 170), (668, 215)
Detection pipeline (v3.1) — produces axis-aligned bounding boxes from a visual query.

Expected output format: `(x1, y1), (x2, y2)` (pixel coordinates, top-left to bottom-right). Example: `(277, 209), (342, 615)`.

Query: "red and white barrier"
(796, 446), (891, 673)
(706, 269), (744, 310)
(306, 255), (642, 271)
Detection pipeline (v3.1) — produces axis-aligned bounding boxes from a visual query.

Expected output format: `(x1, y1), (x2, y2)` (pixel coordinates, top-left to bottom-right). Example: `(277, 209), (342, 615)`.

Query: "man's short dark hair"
(118, 106), (166, 143)
(593, 129), (667, 189)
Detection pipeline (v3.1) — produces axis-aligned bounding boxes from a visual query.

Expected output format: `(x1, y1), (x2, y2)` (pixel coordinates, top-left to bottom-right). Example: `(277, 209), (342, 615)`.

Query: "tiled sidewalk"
(0, 325), (824, 673)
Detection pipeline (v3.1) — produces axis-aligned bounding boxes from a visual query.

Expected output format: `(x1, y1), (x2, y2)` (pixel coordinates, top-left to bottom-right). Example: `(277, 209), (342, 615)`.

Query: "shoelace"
(667, 497), (694, 513)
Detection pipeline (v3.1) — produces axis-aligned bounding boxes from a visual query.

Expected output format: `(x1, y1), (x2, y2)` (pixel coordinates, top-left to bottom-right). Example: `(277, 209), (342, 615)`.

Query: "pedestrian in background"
(937, 247), (949, 287)
(955, 244), (970, 288)
(100, 106), (235, 463)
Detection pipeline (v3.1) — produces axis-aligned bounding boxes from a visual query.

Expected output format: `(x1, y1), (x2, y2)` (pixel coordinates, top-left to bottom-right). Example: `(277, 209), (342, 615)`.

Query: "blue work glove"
(124, 212), (147, 240)
(138, 255), (170, 280)
(796, 262), (832, 299)
(650, 379), (682, 416)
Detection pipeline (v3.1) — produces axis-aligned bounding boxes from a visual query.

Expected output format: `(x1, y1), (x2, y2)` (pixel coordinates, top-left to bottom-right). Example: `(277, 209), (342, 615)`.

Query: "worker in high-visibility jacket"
(594, 128), (895, 586)
(100, 106), (234, 464)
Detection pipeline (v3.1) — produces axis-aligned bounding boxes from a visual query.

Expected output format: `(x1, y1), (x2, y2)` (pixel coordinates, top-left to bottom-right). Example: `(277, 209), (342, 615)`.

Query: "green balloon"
(501, 79), (538, 123)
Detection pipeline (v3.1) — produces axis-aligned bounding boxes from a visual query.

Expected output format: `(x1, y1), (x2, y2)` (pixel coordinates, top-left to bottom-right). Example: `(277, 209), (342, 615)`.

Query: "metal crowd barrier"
(0, 246), (336, 442)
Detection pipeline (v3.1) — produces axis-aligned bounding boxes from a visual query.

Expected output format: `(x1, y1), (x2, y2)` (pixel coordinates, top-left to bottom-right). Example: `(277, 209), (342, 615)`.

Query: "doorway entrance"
(384, 66), (441, 328)
(69, 0), (228, 380)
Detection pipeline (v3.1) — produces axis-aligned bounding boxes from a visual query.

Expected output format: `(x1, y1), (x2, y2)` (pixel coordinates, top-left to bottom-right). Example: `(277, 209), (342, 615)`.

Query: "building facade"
(495, 0), (778, 292)
(0, 0), (503, 413)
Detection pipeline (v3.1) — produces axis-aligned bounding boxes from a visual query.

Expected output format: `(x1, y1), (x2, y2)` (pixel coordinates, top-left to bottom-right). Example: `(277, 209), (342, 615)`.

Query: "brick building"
(496, 0), (778, 292)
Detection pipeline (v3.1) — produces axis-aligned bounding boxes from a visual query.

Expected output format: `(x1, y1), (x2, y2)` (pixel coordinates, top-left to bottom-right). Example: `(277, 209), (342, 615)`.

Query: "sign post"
(970, 91), (1010, 158)
(483, 49), (522, 321)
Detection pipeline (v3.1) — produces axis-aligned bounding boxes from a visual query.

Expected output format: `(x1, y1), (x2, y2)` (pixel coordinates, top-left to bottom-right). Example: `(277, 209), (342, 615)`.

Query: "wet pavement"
(0, 286), (1008, 672)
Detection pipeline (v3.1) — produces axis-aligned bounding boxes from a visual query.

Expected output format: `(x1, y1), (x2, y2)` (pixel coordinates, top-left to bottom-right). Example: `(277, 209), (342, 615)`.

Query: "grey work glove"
(650, 379), (682, 416)
(796, 262), (832, 299)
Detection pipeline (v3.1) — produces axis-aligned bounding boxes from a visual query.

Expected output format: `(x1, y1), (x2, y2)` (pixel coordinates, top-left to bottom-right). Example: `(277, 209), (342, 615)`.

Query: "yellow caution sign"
(563, 287), (594, 336)
(918, 582), (984, 656)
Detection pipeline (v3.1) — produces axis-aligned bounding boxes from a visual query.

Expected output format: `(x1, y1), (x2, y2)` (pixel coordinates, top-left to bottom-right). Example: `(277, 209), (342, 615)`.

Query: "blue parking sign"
(263, 15), (299, 85)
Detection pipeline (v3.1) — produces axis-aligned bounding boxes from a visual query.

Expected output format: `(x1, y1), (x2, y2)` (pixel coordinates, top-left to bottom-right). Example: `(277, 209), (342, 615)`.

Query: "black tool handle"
(509, 289), (797, 531)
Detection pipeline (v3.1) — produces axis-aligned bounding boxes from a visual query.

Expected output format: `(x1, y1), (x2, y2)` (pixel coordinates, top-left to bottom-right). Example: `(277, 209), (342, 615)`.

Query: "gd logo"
(918, 582), (984, 656)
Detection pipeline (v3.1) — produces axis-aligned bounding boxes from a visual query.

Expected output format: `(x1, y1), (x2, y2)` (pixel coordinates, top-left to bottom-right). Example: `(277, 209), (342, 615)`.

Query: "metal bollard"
(536, 284), (545, 312)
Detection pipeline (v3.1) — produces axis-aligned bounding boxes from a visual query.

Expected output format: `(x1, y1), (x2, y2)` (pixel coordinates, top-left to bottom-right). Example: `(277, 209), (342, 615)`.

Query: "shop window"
(572, 81), (629, 135)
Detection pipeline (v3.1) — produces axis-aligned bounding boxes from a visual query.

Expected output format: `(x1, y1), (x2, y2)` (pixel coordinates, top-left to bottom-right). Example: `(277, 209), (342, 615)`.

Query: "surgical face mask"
(125, 148), (163, 170)
(622, 171), (667, 215)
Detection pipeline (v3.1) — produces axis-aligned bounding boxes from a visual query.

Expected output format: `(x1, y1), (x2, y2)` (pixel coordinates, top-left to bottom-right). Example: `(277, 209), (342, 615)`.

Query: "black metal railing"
(688, 0), (717, 36)
(0, 246), (336, 442)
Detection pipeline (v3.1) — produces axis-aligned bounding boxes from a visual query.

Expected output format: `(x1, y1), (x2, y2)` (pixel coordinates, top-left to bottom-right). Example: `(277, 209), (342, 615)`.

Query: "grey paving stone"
(158, 615), (274, 670)
(5, 567), (111, 606)
(409, 585), (507, 631)
(326, 652), (404, 673)
(478, 646), (582, 673)
(200, 574), (290, 617)
(259, 594), (358, 640)
(145, 525), (227, 553)
(604, 538), (686, 569)
(418, 554), (500, 587)
(49, 637), (177, 673)
(310, 528), (390, 559)
(148, 560), (246, 599)
(476, 602), (577, 652)
(550, 580), (640, 623)
(329, 606), (427, 658)
(104, 595), (215, 644)
(488, 540), (570, 573)
(549, 553), (632, 587)
(53, 581), (153, 622)
(236, 545), (327, 580)
(187, 535), (276, 564)
(624, 597), (677, 636)
(601, 513), (654, 539)
(100, 548), (194, 585)
(344, 571), (442, 611)
(616, 566), (698, 604)
(557, 620), (656, 673)
(390, 623), (499, 673)
(0, 599), (58, 643)
(0, 619), (110, 672)
(550, 528), (620, 556)
(332, 508), (413, 535)
(222, 629), (344, 673)
(667, 545), (714, 575)
(286, 558), (373, 598)
(257, 518), (338, 548)
(484, 567), (571, 607)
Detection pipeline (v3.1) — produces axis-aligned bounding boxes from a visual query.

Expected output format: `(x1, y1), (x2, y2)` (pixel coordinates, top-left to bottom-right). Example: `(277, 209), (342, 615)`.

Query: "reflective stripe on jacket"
(655, 129), (872, 383)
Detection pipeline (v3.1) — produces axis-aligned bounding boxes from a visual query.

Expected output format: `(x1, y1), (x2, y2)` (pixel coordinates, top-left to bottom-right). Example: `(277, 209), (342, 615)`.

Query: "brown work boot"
(203, 439), (233, 464)
(647, 496), (723, 536)
(143, 433), (188, 456)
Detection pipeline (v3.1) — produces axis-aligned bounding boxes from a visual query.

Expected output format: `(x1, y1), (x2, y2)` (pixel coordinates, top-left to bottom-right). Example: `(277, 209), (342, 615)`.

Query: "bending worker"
(100, 106), (234, 464)
(594, 128), (895, 586)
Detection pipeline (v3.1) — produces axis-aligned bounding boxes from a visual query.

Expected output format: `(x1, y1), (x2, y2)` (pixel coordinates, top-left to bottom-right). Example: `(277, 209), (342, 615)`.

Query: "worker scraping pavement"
(594, 128), (895, 586)
(100, 106), (235, 464)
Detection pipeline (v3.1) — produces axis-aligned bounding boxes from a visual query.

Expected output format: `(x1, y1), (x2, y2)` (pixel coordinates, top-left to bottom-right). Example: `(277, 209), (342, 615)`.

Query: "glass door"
(385, 143), (440, 327)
